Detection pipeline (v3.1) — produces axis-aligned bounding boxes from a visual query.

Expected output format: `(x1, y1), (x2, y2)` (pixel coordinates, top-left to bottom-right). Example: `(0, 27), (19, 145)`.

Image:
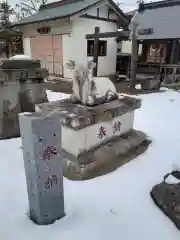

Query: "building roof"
(126, 9), (136, 16)
(135, 0), (180, 40)
(0, 28), (22, 39)
(125, 9), (136, 21)
(12, 0), (128, 27)
(138, 0), (180, 11)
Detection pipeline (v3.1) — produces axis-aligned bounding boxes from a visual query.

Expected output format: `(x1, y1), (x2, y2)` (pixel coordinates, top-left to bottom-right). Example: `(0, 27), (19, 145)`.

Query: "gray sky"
(114, 0), (138, 12)
(8, 0), (138, 13)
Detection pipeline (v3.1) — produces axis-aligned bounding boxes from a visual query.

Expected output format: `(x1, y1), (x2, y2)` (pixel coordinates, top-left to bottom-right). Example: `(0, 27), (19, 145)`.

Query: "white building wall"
(118, 40), (142, 55)
(21, 4), (118, 79)
(87, 4), (118, 20)
(62, 33), (73, 78)
(71, 18), (117, 77)
(21, 18), (72, 37)
(62, 4), (118, 78)
(23, 37), (31, 57)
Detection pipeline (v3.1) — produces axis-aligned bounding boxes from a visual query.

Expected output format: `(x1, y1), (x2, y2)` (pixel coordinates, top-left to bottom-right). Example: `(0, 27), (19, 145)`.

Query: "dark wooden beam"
(141, 39), (167, 43)
(170, 39), (177, 64)
(175, 41), (180, 63)
(81, 14), (117, 23)
(86, 30), (129, 40)
(93, 27), (100, 77)
(140, 41), (149, 62)
(130, 22), (138, 89)
(166, 41), (172, 64)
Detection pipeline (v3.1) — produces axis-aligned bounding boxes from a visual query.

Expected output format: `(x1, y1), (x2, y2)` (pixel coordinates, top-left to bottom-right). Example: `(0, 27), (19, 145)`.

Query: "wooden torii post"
(129, 11), (140, 89)
(130, 21), (138, 89)
(93, 27), (100, 77)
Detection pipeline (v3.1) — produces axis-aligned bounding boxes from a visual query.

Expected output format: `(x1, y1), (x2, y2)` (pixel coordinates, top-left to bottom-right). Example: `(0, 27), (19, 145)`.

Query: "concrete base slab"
(62, 130), (150, 180)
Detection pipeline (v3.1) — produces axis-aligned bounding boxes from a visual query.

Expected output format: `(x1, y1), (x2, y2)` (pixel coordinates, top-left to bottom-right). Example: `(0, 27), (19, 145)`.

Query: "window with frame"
(87, 40), (107, 57)
(37, 26), (51, 34)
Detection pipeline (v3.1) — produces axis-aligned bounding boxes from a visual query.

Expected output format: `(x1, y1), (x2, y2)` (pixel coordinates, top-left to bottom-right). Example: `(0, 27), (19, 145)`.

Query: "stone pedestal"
(0, 57), (48, 139)
(36, 94), (141, 163)
(136, 74), (160, 90)
(0, 80), (21, 138)
(19, 112), (65, 225)
(63, 130), (149, 180)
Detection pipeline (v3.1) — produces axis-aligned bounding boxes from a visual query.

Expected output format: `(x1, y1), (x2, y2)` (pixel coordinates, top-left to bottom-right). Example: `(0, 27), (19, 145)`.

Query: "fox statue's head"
(66, 60), (96, 86)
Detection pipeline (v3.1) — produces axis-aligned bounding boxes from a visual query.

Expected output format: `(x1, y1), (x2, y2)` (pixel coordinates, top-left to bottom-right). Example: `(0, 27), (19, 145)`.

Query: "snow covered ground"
(0, 89), (180, 240)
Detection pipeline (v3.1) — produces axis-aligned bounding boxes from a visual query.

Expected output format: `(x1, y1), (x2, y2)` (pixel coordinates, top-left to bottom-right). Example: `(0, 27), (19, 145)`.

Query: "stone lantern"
(0, 54), (48, 139)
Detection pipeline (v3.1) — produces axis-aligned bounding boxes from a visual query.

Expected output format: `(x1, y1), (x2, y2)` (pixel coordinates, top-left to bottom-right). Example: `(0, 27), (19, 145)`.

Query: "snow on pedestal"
(8, 54), (33, 60)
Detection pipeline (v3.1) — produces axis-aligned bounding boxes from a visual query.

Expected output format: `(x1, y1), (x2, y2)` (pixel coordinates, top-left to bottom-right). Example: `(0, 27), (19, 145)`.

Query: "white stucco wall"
(20, 18), (72, 37)
(72, 18), (117, 77)
(118, 40), (142, 55)
(62, 33), (73, 78)
(63, 4), (118, 78)
(23, 37), (31, 57)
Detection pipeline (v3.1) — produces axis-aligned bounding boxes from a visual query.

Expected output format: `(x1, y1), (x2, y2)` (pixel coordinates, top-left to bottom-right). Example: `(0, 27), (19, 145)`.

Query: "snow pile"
(165, 175), (180, 184)
(0, 89), (180, 239)
(46, 90), (69, 102)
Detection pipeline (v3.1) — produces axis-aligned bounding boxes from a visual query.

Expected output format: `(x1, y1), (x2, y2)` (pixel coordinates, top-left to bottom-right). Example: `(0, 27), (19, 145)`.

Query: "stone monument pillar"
(19, 112), (65, 225)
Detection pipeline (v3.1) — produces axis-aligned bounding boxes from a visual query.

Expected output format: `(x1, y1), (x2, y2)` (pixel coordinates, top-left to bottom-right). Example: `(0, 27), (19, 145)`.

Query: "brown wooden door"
(30, 35), (63, 76)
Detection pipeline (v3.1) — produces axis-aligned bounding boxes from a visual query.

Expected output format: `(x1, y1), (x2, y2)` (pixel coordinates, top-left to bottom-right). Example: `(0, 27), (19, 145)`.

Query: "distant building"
(134, 0), (180, 65)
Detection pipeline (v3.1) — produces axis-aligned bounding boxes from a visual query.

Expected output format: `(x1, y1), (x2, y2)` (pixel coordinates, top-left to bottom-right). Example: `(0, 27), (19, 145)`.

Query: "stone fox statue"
(66, 60), (118, 106)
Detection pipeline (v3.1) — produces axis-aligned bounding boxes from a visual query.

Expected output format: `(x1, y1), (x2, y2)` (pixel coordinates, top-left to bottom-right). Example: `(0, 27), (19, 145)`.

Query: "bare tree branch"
(13, 0), (48, 21)
(29, 0), (37, 11)
(18, 1), (36, 11)
(41, 0), (48, 5)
